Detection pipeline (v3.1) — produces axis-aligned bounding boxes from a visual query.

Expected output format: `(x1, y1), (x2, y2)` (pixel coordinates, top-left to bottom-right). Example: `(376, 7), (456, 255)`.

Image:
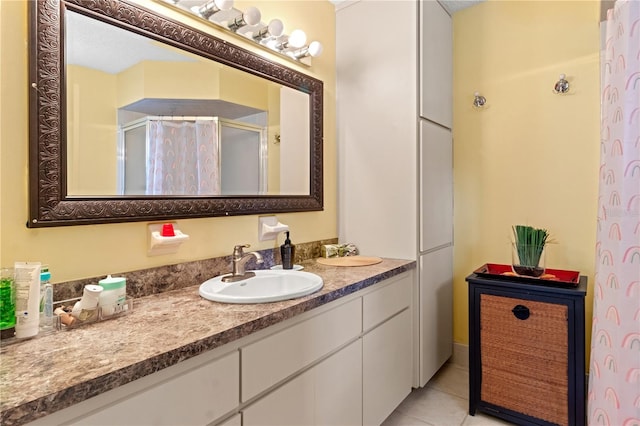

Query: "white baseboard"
(451, 342), (469, 369)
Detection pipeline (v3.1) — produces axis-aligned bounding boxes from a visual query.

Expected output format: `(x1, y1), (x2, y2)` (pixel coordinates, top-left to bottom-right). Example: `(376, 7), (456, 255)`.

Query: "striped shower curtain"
(588, 1), (640, 425)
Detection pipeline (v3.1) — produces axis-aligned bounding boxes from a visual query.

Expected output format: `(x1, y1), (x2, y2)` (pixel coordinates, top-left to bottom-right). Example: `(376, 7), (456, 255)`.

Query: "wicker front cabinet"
(466, 273), (587, 426)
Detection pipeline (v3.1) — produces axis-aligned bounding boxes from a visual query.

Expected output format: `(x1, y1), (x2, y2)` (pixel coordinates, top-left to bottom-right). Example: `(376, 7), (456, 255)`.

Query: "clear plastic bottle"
(39, 266), (53, 331)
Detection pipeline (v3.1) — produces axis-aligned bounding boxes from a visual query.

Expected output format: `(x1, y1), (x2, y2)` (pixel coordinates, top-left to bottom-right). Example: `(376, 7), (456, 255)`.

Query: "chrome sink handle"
(223, 244), (264, 283)
(232, 244), (251, 260)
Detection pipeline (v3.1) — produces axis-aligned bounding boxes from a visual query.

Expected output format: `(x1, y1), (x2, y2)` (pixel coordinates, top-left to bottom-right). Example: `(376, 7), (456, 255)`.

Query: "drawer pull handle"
(512, 305), (530, 320)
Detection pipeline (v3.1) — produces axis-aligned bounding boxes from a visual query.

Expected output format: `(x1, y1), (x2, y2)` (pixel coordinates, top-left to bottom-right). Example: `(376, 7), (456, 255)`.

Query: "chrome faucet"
(222, 244), (264, 282)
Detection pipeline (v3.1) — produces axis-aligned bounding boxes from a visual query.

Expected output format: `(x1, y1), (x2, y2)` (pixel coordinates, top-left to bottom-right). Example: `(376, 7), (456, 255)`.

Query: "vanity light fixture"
(162, 0), (322, 65)
(276, 29), (307, 51)
(196, 0), (233, 20)
(253, 19), (285, 42)
(553, 73), (570, 94)
(291, 41), (323, 59)
(228, 6), (261, 32)
(288, 29), (307, 48)
(473, 92), (486, 108)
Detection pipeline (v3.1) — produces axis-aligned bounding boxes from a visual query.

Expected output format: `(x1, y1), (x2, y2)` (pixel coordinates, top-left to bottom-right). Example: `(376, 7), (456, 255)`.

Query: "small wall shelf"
(148, 223), (190, 256)
(258, 216), (288, 241)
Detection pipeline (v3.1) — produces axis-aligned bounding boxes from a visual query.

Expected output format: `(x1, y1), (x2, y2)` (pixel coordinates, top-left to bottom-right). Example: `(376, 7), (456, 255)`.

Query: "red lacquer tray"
(473, 263), (581, 287)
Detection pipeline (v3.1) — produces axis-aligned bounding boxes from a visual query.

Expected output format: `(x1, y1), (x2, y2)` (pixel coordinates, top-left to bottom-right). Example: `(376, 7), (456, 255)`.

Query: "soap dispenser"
(280, 231), (295, 270)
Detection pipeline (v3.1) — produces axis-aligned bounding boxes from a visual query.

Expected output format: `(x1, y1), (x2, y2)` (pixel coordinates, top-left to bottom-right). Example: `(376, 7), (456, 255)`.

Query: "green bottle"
(0, 267), (16, 331)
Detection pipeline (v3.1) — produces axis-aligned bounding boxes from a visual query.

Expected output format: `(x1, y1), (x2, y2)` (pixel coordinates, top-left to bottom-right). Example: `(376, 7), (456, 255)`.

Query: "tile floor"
(381, 362), (513, 426)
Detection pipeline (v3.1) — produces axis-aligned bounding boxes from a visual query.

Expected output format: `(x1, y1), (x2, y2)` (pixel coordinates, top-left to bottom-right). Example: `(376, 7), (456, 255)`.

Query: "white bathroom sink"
(199, 270), (323, 304)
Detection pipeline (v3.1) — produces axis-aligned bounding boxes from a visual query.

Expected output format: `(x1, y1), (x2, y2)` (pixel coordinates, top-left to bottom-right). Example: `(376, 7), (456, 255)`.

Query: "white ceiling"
(330, 0), (485, 15)
(66, 10), (195, 74)
(438, 0), (485, 15)
(68, 0), (486, 76)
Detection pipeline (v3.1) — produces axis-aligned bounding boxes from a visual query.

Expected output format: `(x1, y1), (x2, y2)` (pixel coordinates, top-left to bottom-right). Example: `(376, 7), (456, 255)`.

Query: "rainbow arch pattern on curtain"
(588, 1), (640, 425)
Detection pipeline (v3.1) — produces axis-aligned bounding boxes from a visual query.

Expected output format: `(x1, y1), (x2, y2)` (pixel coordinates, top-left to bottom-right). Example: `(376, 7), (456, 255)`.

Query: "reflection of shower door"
(118, 117), (266, 195)
(219, 119), (267, 195)
(118, 120), (147, 195)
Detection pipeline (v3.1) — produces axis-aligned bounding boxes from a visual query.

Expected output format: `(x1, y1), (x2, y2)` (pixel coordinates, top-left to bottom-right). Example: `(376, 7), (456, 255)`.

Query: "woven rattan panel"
(480, 294), (569, 425)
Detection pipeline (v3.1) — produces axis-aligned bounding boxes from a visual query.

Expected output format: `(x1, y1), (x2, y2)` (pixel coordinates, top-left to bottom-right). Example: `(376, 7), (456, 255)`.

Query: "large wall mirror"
(28, 0), (323, 227)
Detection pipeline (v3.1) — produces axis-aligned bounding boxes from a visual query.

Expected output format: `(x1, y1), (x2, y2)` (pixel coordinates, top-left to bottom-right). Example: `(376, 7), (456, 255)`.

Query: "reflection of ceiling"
(329, 0), (485, 14)
(66, 10), (196, 74)
(120, 98), (266, 119)
(68, 1), (486, 75)
(438, 0), (485, 14)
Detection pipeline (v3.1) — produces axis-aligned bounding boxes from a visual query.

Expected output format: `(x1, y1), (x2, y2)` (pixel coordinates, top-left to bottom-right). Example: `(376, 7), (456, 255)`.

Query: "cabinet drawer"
(242, 340), (362, 426)
(69, 351), (239, 426)
(480, 294), (568, 425)
(363, 272), (412, 332)
(241, 298), (361, 401)
(217, 414), (241, 426)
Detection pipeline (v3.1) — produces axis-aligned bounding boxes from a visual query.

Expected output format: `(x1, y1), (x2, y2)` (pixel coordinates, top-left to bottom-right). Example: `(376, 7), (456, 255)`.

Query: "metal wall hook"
(473, 92), (486, 108)
(553, 73), (570, 94)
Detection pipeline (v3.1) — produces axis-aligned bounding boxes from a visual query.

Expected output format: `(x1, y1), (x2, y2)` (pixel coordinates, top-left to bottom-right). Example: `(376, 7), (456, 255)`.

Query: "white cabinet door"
(241, 298), (361, 401)
(243, 369), (314, 426)
(418, 246), (453, 386)
(363, 309), (412, 426)
(419, 0), (452, 128)
(420, 120), (453, 252)
(336, 0), (418, 260)
(217, 414), (241, 426)
(68, 351), (239, 426)
(243, 340), (362, 426)
(314, 339), (363, 426)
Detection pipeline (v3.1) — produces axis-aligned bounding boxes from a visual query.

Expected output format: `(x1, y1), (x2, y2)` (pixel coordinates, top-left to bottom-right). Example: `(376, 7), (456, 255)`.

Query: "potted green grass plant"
(511, 225), (550, 277)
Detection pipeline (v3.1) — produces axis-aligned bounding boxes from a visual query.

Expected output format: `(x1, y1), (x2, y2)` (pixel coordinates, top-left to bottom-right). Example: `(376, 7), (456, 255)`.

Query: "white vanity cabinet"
(362, 273), (413, 425)
(242, 340), (362, 426)
(219, 414), (242, 426)
(27, 349), (240, 426)
(243, 271), (412, 426)
(25, 271), (413, 426)
(241, 298), (362, 402)
(70, 351), (240, 426)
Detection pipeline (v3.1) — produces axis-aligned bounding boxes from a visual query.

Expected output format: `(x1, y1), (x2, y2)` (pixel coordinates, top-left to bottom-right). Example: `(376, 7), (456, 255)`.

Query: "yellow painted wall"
(66, 65), (119, 195)
(119, 61), (222, 105)
(452, 0), (600, 354)
(0, 0), (336, 283)
(268, 84), (282, 194)
(219, 65), (272, 111)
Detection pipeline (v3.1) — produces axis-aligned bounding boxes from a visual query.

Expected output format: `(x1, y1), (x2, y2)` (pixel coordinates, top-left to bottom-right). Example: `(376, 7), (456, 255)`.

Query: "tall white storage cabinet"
(336, 0), (418, 261)
(337, 0), (453, 389)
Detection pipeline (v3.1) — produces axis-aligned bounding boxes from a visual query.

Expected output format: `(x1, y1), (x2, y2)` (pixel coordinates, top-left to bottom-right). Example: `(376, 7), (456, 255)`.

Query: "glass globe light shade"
(243, 7), (261, 26)
(308, 41), (323, 57)
(268, 19), (284, 37)
(214, 0), (233, 10)
(288, 29), (307, 48)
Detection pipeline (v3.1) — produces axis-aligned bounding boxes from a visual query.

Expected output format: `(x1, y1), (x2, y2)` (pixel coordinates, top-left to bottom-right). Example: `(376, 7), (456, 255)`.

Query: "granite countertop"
(0, 258), (415, 426)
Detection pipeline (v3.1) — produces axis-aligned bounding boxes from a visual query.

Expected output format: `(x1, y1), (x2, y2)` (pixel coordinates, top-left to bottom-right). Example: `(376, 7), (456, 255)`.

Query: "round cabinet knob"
(512, 304), (530, 320)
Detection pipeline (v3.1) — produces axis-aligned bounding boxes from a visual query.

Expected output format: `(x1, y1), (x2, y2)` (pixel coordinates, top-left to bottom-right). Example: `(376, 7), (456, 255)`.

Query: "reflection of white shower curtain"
(146, 120), (220, 195)
(588, 1), (640, 425)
